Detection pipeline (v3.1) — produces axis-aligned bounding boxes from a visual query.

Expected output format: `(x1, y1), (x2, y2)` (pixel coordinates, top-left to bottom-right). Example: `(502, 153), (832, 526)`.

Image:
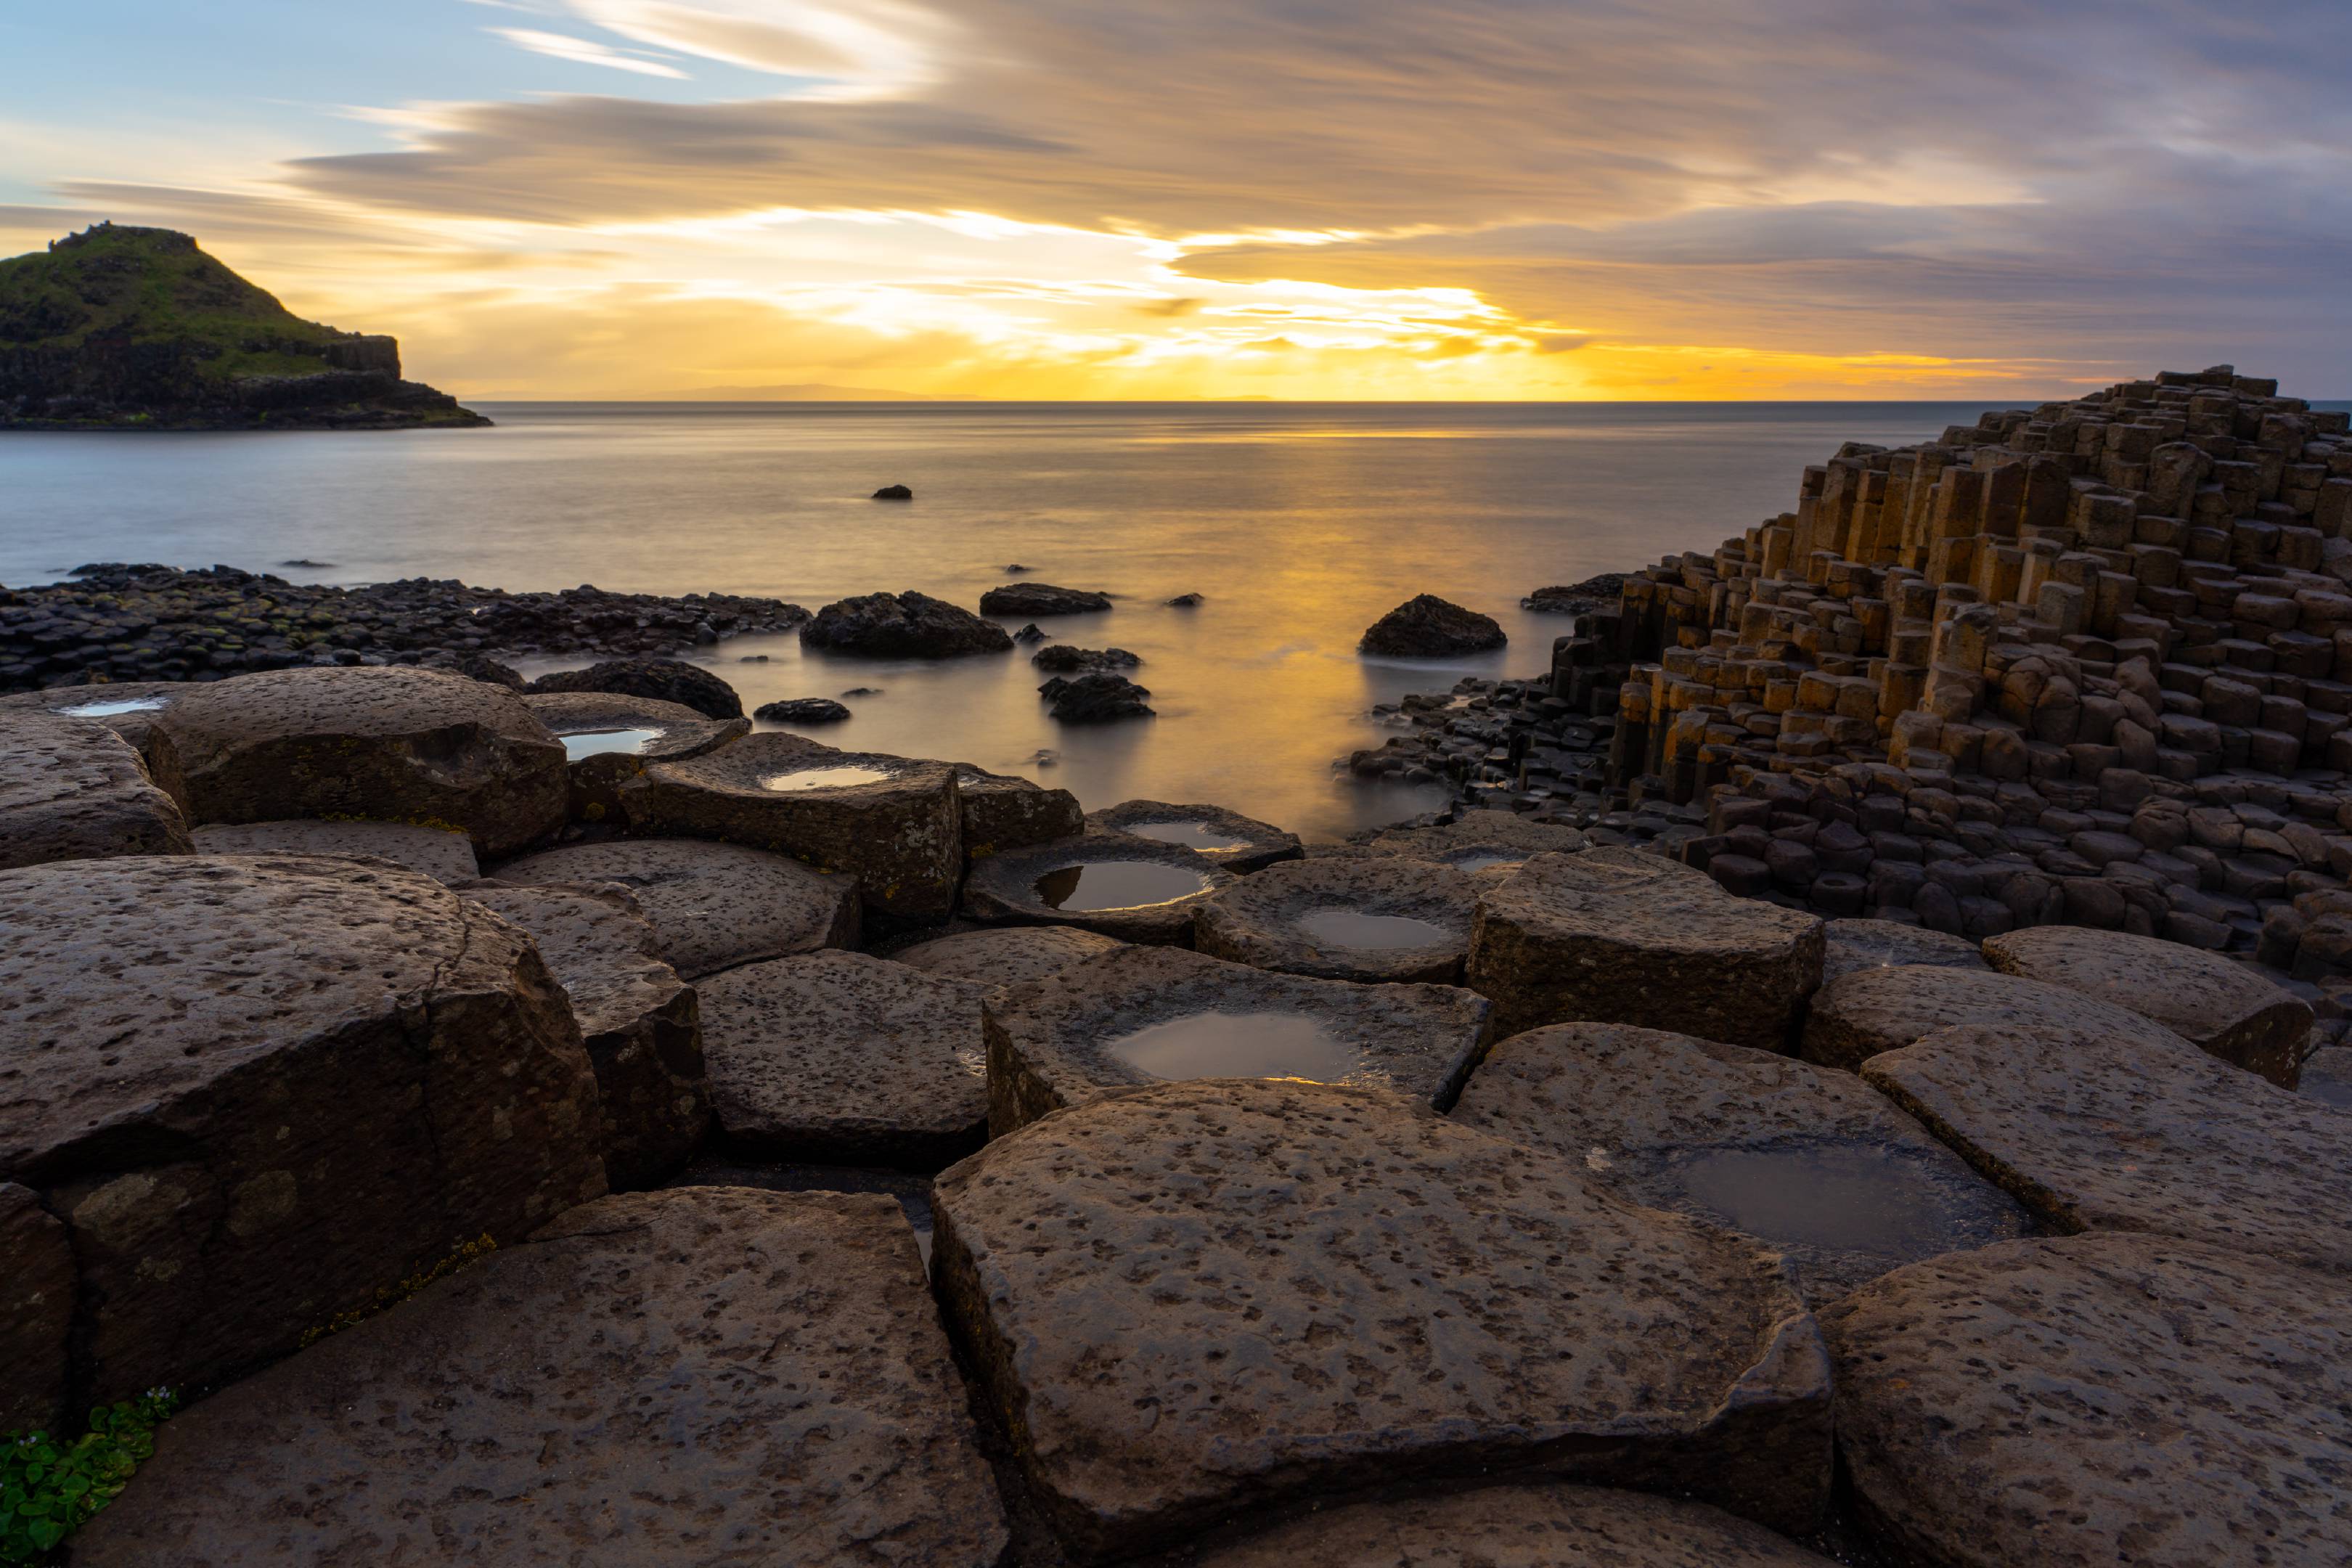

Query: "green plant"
(1, 1389), (179, 1564)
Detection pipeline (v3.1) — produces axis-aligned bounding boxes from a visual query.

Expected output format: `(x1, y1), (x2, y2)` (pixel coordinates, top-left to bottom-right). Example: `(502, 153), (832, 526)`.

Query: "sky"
(4, 1), (2349, 401)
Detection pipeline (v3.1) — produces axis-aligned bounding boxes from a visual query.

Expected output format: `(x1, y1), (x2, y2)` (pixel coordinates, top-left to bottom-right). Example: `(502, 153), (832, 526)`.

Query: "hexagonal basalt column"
(891, 926), (1125, 991)
(522, 690), (748, 825)
(0, 709), (193, 870)
(952, 761), (1085, 858)
(1799, 963), (2191, 1072)
(1194, 854), (1479, 983)
(931, 1080), (1832, 1559)
(960, 830), (1233, 943)
(0, 854), (606, 1411)
(1369, 807), (1590, 873)
(0, 682), (195, 813)
(621, 733), (962, 920)
(193, 818), (478, 883)
(982, 945), (1490, 1136)
(1468, 849), (1824, 1050)
(1087, 799), (1302, 873)
(1816, 918), (1987, 984)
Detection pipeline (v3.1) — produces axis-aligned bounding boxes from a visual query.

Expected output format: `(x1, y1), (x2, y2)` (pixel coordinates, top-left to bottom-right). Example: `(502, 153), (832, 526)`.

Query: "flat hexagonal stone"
(621, 732), (961, 919)
(1087, 799), (1302, 873)
(0, 854), (606, 1408)
(522, 689), (748, 825)
(891, 925), (1126, 989)
(0, 681), (194, 811)
(1469, 849), (1824, 1050)
(1453, 1023), (2028, 1302)
(154, 666), (568, 857)
(0, 709), (193, 870)
(700, 950), (987, 1169)
(933, 1079), (1832, 1558)
(464, 882), (708, 1190)
(72, 1188), (1009, 1568)
(1824, 1233), (2352, 1568)
(1194, 854), (1478, 984)
(960, 831), (1234, 943)
(1862, 1021), (2352, 1271)
(1818, 918), (1988, 984)
(193, 818), (478, 883)
(1371, 807), (1591, 872)
(952, 761), (1085, 857)
(492, 838), (858, 979)
(1192, 1485), (1839, 1568)
(0, 1181), (73, 1433)
(1799, 963), (2190, 1072)
(1981, 925), (2312, 1085)
(2303, 1045), (2352, 1110)
(984, 945), (1490, 1137)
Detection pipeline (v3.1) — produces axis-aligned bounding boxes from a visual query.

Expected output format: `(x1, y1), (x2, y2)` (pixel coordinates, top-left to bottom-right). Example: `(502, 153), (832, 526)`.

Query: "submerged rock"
(980, 582), (1111, 616)
(1040, 671), (1153, 722)
(801, 591), (1013, 658)
(526, 657), (744, 721)
(1358, 593), (1507, 657)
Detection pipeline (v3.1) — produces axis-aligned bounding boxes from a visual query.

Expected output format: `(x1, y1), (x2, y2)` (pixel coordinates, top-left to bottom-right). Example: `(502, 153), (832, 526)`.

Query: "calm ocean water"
(4, 401), (2009, 838)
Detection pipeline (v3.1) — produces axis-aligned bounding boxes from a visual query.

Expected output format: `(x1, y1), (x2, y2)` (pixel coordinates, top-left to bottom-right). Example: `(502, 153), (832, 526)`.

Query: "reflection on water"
(56, 697), (169, 717)
(1107, 1010), (1363, 1081)
(1033, 860), (1211, 910)
(1676, 1145), (1958, 1255)
(560, 727), (664, 759)
(1127, 820), (1253, 852)
(763, 764), (896, 792)
(1296, 908), (1455, 949)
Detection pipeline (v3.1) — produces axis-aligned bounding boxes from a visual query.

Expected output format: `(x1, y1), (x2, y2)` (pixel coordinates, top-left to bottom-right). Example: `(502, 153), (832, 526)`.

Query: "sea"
(2, 401), (2024, 840)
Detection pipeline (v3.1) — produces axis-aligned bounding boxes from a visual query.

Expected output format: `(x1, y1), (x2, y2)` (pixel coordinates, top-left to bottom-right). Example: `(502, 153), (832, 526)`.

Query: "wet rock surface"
(192, 817), (478, 883)
(491, 837), (858, 978)
(1195, 854), (1479, 984)
(953, 761), (1087, 857)
(981, 944), (1490, 1135)
(1800, 962), (2192, 1071)
(1863, 1021), (2352, 1270)
(981, 582), (1112, 616)
(892, 925), (1126, 990)
(73, 1188), (1010, 1568)
(960, 831), (1233, 943)
(525, 656), (744, 719)
(1824, 1233), (2352, 1568)
(521, 688), (747, 823)
(0, 854), (605, 1409)
(1087, 797), (1303, 873)
(801, 589), (1013, 658)
(1359, 593), (1508, 657)
(1816, 917), (1988, 984)
(931, 1079), (1832, 1559)
(699, 950), (987, 1169)
(1469, 848), (1824, 1049)
(1453, 1022), (2030, 1302)
(0, 708), (192, 868)
(1368, 806), (1589, 872)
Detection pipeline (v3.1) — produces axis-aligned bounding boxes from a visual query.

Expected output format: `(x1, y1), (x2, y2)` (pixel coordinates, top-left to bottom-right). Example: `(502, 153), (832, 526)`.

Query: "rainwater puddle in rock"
(56, 697), (169, 717)
(1108, 1010), (1364, 1082)
(1034, 860), (1209, 910)
(763, 764), (896, 792)
(1447, 852), (1522, 873)
(1677, 1145), (1953, 1256)
(1297, 909), (1453, 949)
(1127, 820), (1251, 852)
(561, 727), (664, 759)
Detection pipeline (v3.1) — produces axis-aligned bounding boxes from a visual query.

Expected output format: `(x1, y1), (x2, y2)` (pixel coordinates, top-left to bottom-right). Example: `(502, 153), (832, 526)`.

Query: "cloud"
(491, 27), (691, 78)
(563, 1), (955, 91)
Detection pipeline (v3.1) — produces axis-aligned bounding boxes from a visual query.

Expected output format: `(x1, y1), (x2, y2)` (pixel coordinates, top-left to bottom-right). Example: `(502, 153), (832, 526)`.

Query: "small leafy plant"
(1, 1389), (179, 1564)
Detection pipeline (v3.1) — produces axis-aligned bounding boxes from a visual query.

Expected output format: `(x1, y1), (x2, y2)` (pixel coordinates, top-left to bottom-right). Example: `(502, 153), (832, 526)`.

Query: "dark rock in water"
(1003, 563), (1032, 573)
(757, 697), (852, 724)
(277, 558), (336, 569)
(1166, 592), (1204, 607)
(840, 686), (883, 696)
(872, 483), (914, 500)
(980, 582), (1111, 617)
(1032, 644), (1141, 673)
(1013, 623), (1046, 645)
(738, 654), (769, 663)
(528, 657), (743, 720)
(801, 591), (1013, 659)
(1523, 573), (1628, 612)
(1040, 671), (1153, 722)
(1359, 594), (1507, 656)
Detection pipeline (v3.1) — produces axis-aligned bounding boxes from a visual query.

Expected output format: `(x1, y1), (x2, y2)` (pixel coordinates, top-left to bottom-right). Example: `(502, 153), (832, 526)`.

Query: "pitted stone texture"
(1370, 808), (1591, 873)
(960, 830), (1234, 944)
(492, 838), (858, 979)
(522, 689), (748, 825)
(1824, 1233), (2352, 1568)
(933, 1080), (1832, 1559)
(1192, 1485), (1839, 1568)
(462, 882), (708, 1190)
(0, 854), (605, 1407)
(701, 950), (987, 1169)
(73, 1189), (1009, 1568)
(1469, 849), (1824, 1050)
(1800, 964), (2190, 1072)
(984, 945), (1491, 1136)
(952, 761), (1085, 857)
(193, 818), (478, 883)
(622, 732), (961, 919)
(1087, 799), (1304, 873)
(155, 665), (568, 857)
(2303, 1045), (2352, 1111)
(1195, 854), (1478, 984)
(892, 925), (1125, 990)
(1863, 1021), (2352, 1271)
(0, 682), (194, 812)
(1982, 925), (2312, 1085)
(1818, 918), (1988, 985)
(0, 1182), (73, 1433)
(1453, 1024), (2028, 1303)
(0, 710), (192, 869)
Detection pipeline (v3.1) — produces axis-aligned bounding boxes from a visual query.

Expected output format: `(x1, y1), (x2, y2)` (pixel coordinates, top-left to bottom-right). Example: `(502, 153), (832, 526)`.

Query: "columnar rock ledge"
(3, 647), (2345, 1566)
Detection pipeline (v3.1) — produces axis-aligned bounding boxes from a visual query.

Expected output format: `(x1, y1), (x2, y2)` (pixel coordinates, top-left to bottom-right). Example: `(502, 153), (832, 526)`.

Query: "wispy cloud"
(490, 27), (690, 78)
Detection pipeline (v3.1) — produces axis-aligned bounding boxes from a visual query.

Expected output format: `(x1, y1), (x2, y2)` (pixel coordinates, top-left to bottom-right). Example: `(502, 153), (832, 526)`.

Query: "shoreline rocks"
(801, 590), (1013, 658)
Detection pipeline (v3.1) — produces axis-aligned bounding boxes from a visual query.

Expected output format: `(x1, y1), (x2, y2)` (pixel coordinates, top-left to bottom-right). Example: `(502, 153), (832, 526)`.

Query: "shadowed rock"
(1369, 807), (1589, 873)
(523, 689), (747, 825)
(525, 657), (743, 720)
(1817, 918), (1987, 984)
(1359, 594), (1506, 657)
(801, 591), (1012, 658)
(193, 818), (478, 883)
(72, 1189), (1008, 1568)
(1088, 798), (1302, 873)
(1800, 963), (2190, 1072)
(1195, 854), (1479, 984)
(2305, 1045), (2352, 1110)
(931, 1079), (1832, 1559)
(981, 582), (1111, 616)
(0, 709), (192, 869)
(892, 926), (1126, 991)
(960, 830), (1232, 943)
(952, 761), (1086, 857)
(0, 1183), (72, 1432)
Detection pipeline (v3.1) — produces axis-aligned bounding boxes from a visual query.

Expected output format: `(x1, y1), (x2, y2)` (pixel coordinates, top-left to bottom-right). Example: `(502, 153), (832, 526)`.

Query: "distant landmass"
(646, 383), (980, 401)
(0, 224), (489, 430)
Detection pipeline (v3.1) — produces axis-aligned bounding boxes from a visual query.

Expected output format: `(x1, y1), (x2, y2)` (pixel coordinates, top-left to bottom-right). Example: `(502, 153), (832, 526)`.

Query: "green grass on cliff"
(0, 226), (351, 381)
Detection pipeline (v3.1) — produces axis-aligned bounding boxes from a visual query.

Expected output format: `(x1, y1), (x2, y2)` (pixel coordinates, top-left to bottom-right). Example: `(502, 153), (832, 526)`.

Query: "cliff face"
(0, 225), (489, 430)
